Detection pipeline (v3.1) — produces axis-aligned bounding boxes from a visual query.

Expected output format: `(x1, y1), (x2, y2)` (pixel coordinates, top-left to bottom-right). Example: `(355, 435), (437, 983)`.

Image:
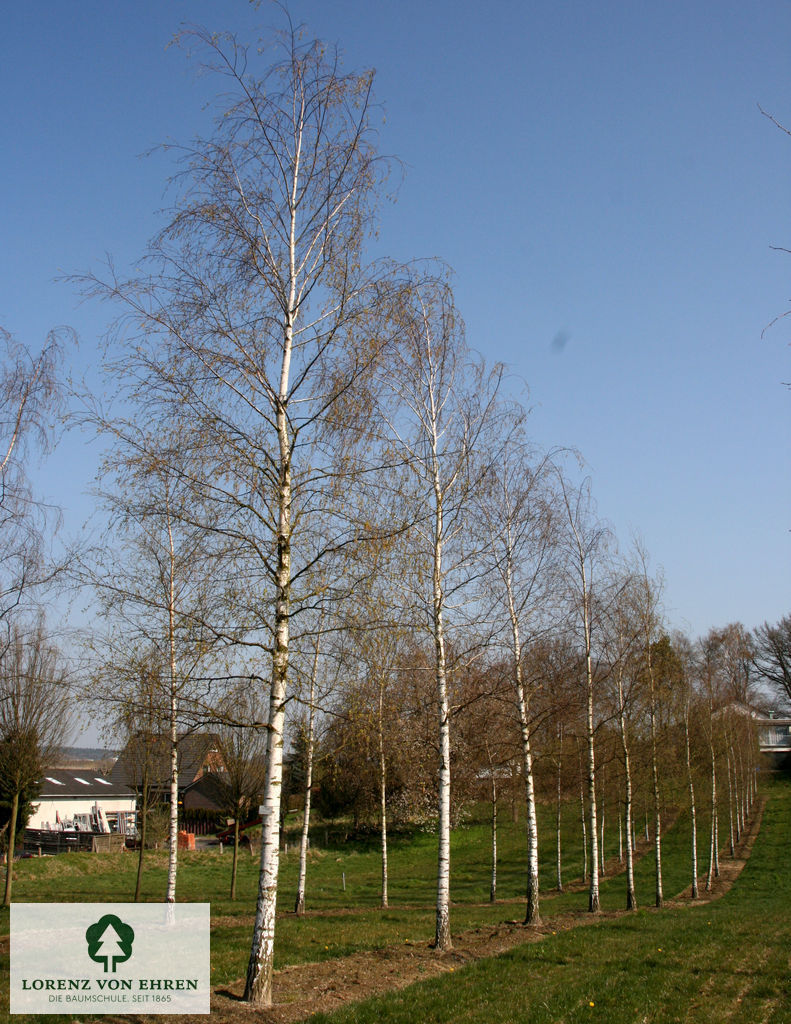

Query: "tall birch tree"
(381, 273), (505, 950)
(602, 575), (642, 910)
(476, 440), (560, 924)
(80, 21), (400, 1005)
(343, 563), (412, 911)
(634, 550), (666, 909)
(555, 473), (610, 913)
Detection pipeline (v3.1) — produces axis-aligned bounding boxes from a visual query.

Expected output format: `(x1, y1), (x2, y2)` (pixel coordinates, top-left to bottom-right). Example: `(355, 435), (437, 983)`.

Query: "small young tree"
(96, 651), (169, 901)
(0, 621), (70, 904)
(214, 685), (268, 901)
(292, 619), (334, 916)
(75, 421), (218, 905)
(342, 578), (412, 911)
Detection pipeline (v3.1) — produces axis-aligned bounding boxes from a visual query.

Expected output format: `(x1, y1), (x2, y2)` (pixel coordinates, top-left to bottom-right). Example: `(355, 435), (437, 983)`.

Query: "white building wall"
(30, 796), (137, 831)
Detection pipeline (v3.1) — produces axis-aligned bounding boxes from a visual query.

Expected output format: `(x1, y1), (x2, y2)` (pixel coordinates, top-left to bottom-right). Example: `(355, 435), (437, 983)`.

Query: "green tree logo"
(85, 914), (135, 973)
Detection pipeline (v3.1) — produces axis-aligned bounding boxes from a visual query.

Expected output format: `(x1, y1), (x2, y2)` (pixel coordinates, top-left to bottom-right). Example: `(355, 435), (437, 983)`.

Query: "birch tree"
(381, 272), (505, 950)
(476, 440), (560, 924)
(214, 684), (268, 901)
(555, 473), (610, 913)
(79, 20), (400, 1005)
(75, 422), (217, 905)
(0, 330), (69, 634)
(634, 550), (667, 909)
(603, 576), (641, 909)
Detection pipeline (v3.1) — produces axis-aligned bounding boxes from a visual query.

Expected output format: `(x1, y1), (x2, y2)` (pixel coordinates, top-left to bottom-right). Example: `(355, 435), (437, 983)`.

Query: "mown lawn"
(306, 774), (791, 1024)
(1, 778), (784, 1022)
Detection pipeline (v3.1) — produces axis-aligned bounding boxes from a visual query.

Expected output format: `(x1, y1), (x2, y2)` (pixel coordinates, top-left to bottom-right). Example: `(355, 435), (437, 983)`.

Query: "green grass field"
(307, 776), (791, 1024)
(1, 776), (788, 1022)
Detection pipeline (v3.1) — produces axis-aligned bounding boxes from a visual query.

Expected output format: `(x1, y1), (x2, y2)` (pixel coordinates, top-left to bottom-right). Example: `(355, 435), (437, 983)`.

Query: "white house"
(30, 769), (137, 834)
(755, 713), (791, 769)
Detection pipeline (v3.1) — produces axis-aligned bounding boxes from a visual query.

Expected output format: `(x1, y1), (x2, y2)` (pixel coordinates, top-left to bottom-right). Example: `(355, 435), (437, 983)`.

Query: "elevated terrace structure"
(756, 714), (791, 769)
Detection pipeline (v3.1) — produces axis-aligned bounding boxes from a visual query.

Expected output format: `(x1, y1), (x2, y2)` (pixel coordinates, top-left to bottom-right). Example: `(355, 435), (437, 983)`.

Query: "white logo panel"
(11, 903), (210, 1014)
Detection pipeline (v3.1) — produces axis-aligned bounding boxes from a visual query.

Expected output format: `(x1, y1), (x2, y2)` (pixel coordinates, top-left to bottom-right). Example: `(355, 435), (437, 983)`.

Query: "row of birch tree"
(62, 18), (777, 1010)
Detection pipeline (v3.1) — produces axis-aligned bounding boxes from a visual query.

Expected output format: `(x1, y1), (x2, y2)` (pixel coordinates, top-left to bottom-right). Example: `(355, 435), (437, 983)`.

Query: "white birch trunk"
(433, 594), (452, 949)
(244, 667), (286, 1004)
(648, 657), (663, 908)
(683, 701), (698, 899)
(734, 746), (743, 840)
(556, 726), (563, 893)
(167, 712), (178, 904)
(295, 638), (319, 916)
(616, 670), (636, 909)
(166, 509), (179, 905)
(503, 514), (540, 924)
(244, 279), (295, 1001)
(489, 769), (497, 904)
(585, 641), (600, 912)
(378, 678), (389, 909)
(432, 472), (452, 951)
(737, 744), (747, 834)
(705, 740), (717, 891)
(581, 787), (588, 882)
(725, 746), (735, 856)
(434, 651), (452, 949)
(509, 626), (539, 922)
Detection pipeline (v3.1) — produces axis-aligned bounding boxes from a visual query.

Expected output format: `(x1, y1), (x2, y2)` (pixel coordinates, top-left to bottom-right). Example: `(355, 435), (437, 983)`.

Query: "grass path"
(195, 788), (768, 1023)
(291, 776), (791, 1024)
(1, 780), (784, 1024)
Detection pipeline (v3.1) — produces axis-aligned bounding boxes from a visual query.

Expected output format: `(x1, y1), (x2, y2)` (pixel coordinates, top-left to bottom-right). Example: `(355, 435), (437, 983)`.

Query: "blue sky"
(2, 0), (789, 645)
